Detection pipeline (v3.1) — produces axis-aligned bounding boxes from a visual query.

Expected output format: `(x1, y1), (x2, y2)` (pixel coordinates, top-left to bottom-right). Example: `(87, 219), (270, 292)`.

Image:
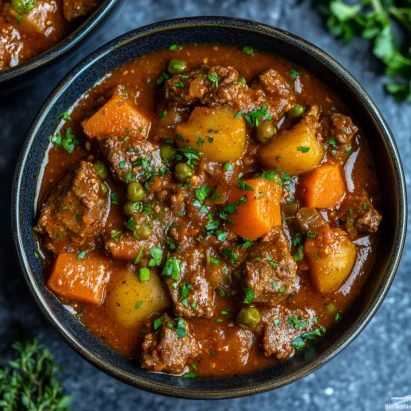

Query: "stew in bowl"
(33, 43), (383, 378)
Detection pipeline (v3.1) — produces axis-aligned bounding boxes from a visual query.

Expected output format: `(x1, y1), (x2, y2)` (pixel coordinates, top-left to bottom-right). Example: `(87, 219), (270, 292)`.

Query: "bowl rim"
(0, 0), (118, 84)
(12, 16), (407, 399)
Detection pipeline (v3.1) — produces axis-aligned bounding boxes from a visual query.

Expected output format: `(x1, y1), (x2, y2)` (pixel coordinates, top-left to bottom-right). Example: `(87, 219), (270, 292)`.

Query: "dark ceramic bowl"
(0, 0), (118, 88)
(12, 17), (407, 399)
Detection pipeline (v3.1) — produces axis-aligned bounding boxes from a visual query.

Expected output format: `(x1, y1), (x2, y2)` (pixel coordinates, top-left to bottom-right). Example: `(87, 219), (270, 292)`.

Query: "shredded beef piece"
(99, 135), (162, 183)
(250, 69), (296, 120)
(244, 228), (297, 304)
(63, 0), (100, 21)
(141, 314), (201, 373)
(165, 247), (215, 318)
(338, 190), (381, 239)
(257, 306), (322, 360)
(35, 161), (108, 253)
(165, 65), (295, 119)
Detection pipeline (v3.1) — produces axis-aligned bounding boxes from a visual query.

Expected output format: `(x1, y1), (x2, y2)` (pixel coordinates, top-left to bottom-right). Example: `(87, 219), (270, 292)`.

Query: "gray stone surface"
(1, 0), (410, 410)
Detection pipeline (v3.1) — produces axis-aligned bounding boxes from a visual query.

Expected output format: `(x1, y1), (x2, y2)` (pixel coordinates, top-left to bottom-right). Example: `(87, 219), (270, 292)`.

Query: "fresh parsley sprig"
(317, 0), (411, 102)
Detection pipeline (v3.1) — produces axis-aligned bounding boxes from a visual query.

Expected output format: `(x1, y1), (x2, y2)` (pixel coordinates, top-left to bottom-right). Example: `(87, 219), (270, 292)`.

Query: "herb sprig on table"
(317, 0), (411, 102)
(0, 338), (71, 410)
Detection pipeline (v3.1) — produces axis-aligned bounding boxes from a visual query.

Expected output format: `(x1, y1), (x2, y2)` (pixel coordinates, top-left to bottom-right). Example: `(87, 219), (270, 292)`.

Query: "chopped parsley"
(236, 176), (254, 191)
(76, 250), (88, 259)
(243, 287), (255, 304)
(242, 46), (254, 56)
(297, 146), (310, 153)
(148, 247), (163, 267)
(290, 68), (301, 79)
(139, 267), (150, 282)
(208, 72), (219, 88)
(161, 257), (181, 281)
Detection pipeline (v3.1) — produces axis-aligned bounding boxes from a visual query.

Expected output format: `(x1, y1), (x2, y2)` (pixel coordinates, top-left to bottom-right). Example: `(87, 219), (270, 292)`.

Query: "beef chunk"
(338, 190), (382, 239)
(322, 112), (358, 145)
(165, 248), (215, 318)
(165, 65), (249, 108)
(99, 135), (162, 183)
(244, 228), (297, 304)
(35, 161), (108, 253)
(165, 65), (295, 120)
(141, 314), (201, 373)
(250, 69), (296, 120)
(63, 0), (100, 21)
(258, 306), (323, 360)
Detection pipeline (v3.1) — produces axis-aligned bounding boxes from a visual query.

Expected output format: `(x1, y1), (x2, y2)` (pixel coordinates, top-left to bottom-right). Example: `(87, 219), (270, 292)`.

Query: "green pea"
(167, 59), (187, 74)
(101, 183), (108, 194)
(134, 223), (152, 240)
(256, 121), (276, 143)
(124, 201), (140, 216)
(127, 182), (145, 202)
(174, 163), (193, 182)
(11, 0), (36, 13)
(94, 161), (109, 180)
(236, 307), (261, 330)
(288, 104), (306, 120)
(160, 146), (176, 161)
(325, 303), (336, 314)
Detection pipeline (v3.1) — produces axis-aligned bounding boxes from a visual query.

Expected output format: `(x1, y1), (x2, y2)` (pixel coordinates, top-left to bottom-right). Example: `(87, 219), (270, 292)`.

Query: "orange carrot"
(299, 163), (346, 208)
(47, 251), (112, 305)
(82, 96), (151, 140)
(106, 236), (142, 261)
(226, 178), (282, 240)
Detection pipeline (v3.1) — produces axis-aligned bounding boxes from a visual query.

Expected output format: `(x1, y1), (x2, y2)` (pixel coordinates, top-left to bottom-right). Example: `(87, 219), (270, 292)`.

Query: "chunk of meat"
(244, 228), (297, 304)
(165, 65), (249, 108)
(165, 65), (295, 120)
(99, 135), (162, 183)
(35, 161), (109, 253)
(63, 0), (100, 21)
(165, 248), (215, 318)
(337, 190), (382, 239)
(82, 96), (151, 140)
(250, 69), (296, 120)
(141, 314), (201, 373)
(47, 251), (112, 305)
(257, 306), (322, 360)
(327, 112), (358, 145)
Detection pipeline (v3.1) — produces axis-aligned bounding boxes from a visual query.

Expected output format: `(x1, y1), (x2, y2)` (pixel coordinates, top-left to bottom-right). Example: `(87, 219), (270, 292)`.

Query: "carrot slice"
(82, 96), (151, 140)
(47, 251), (112, 305)
(299, 164), (346, 208)
(226, 178), (282, 240)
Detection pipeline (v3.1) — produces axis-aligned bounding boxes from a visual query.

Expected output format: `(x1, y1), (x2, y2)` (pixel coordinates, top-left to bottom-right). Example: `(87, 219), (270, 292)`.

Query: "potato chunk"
(175, 106), (246, 162)
(106, 269), (170, 328)
(258, 108), (324, 175)
(304, 226), (356, 293)
(82, 96), (151, 140)
(47, 251), (112, 305)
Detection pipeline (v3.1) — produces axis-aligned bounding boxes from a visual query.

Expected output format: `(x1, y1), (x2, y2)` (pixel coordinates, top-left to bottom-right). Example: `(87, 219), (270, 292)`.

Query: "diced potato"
(175, 106), (246, 162)
(47, 251), (112, 305)
(106, 269), (170, 328)
(227, 178), (282, 240)
(299, 163), (346, 208)
(7, 1), (70, 37)
(304, 226), (356, 293)
(82, 96), (151, 140)
(258, 116), (324, 175)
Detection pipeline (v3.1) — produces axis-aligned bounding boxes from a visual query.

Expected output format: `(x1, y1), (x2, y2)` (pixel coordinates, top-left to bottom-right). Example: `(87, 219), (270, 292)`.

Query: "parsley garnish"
(243, 287), (255, 304)
(242, 46), (254, 56)
(236, 176), (254, 191)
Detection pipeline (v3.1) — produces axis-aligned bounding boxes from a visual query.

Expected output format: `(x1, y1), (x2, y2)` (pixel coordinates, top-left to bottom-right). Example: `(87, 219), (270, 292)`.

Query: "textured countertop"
(1, 1), (410, 410)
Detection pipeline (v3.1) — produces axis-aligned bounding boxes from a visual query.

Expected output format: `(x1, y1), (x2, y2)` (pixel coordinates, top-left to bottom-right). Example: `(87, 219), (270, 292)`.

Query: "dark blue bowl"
(12, 17), (407, 399)
(0, 0), (118, 89)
